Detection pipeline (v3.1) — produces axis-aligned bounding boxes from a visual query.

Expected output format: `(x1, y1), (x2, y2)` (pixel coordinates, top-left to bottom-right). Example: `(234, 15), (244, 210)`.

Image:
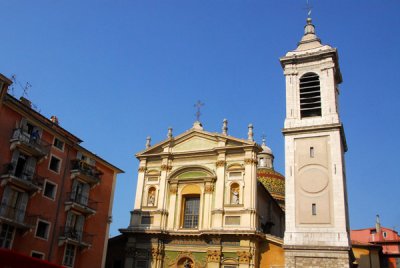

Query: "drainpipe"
(48, 146), (70, 262)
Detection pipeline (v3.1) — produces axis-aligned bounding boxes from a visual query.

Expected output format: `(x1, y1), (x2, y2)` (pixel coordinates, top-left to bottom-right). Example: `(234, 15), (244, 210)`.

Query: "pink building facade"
(351, 216), (400, 268)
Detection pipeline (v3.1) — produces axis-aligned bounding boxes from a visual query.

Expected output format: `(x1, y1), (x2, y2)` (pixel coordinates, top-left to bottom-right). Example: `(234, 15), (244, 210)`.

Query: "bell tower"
(280, 17), (351, 267)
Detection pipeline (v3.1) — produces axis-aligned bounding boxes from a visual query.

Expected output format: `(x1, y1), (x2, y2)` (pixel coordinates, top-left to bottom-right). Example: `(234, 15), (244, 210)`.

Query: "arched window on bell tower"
(300, 72), (321, 118)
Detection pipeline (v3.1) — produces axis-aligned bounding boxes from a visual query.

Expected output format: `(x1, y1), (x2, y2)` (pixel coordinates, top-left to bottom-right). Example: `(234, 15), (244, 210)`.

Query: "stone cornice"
(282, 123), (347, 152)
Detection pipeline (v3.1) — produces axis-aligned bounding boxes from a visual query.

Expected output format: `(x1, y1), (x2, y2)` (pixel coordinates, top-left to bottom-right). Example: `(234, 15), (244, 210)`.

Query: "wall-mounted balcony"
(58, 226), (94, 248)
(9, 128), (50, 159)
(70, 160), (102, 186)
(0, 164), (43, 194)
(0, 203), (36, 230)
(64, 192), (97, 216)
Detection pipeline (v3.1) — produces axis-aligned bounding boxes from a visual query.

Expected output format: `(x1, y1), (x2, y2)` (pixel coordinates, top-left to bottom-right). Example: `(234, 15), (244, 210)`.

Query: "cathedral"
(108, 15), (353, 268)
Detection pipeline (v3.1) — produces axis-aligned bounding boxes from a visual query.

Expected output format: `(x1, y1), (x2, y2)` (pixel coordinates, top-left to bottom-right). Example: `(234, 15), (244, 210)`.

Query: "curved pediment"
(169, 166), (216, 181)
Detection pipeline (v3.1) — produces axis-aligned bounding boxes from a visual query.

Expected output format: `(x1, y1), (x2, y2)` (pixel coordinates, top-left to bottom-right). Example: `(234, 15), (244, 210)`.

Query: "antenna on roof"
(22, 82), (32, 98)
(10, 74), (40, 112)
(10, 74), (32, 98)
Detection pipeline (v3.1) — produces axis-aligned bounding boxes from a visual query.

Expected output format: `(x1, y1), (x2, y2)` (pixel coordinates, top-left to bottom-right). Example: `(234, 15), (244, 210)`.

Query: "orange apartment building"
(0, 73), (123, 267)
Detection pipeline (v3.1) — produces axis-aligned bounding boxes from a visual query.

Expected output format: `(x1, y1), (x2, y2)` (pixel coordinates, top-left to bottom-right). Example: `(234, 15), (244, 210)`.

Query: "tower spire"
(296, 15), (322, 51)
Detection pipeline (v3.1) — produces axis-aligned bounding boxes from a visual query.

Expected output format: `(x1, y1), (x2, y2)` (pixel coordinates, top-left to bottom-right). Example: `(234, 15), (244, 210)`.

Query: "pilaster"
(134, 159), (147, 210)
(212, 154), (226, 229)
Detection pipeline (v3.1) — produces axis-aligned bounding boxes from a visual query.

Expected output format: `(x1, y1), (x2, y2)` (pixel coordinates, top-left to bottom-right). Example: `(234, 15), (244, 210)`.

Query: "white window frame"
(63, 244), (77, 267)
(34, 219), (51, 241)
(31, 250), (45, 259)
(52, 137), (65, 152)
(42, 179), (58, 201)
(48, 154), (62, 174)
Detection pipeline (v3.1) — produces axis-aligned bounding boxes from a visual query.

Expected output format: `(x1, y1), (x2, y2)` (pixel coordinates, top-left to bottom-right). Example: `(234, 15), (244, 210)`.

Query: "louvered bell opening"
(300, 73), (321, 118)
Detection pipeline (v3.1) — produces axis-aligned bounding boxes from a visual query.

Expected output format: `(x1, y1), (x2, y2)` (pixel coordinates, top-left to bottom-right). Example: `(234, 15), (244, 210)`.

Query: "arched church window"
(299, 72), (321, 118)
(230, 183), (240, 204)
(147, 187), (156, 206)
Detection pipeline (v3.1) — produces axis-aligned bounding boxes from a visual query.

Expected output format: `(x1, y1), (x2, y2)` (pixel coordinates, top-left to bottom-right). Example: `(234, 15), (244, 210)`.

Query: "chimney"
(376, 214), (381, 234)
(50, 116), (59, 125)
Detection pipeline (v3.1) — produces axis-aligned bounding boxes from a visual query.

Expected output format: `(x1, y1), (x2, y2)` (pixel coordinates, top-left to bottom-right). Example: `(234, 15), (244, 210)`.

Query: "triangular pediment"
(136, 128), (258, 157)
(172, 135), (218, 153)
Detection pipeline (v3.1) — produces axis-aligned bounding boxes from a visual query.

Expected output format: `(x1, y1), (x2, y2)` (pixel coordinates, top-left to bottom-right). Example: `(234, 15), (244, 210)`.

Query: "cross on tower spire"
(305, 0), (313, 18)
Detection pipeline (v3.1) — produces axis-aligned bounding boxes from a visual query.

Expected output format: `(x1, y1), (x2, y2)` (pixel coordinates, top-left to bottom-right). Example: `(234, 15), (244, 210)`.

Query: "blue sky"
(1, 1), (399, 236)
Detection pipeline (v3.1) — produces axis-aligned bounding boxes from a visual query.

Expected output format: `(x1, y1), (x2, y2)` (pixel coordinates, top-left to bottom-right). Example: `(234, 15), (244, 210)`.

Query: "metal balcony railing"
(59, 226), (94, 246)
(10, 128), (51, 157)
(70, 160), (102, 184)
(0, 203), (36, 228)
(1, 164), (44, 189)
(65, 192), (98, 212)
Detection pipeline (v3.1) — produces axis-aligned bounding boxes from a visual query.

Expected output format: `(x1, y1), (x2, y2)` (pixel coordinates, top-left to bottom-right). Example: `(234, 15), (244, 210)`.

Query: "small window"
(310, 147), (315, 158)
(312, 203), (317, 215)
(43, 181), (57, 200)
(35, 220), (50, 240)
(383, 232), (387, 238)
(63, 244), (76, 267)
(49, 156), (61, 173)
(53, 138), (64, 151)
(31, 251), (44, 259)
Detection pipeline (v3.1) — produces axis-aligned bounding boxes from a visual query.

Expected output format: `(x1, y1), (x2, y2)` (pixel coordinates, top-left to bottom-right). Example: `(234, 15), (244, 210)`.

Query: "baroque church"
(107, 16), (352, 268)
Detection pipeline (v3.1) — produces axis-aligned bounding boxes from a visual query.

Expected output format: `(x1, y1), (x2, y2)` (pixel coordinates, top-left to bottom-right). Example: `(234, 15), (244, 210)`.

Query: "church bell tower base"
(284, 247), (351, 268)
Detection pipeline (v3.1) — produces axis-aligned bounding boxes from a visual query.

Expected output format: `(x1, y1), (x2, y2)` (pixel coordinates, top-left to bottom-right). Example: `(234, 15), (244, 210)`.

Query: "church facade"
(118, 121), (285, 268)
(109, 15), (355, 268)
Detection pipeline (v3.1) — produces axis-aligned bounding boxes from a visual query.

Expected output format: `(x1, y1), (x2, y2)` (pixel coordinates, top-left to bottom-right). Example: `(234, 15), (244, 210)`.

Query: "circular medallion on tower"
(298, 167), (329, 193)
